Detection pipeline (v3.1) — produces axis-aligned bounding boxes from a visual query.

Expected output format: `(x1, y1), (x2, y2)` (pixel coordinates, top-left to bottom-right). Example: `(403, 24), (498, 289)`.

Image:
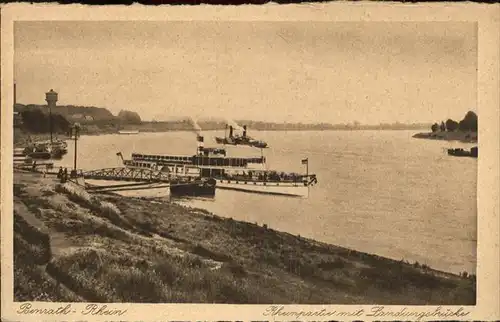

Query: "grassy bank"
(413, 131), (478, 143)
(13, 171), (475, 304)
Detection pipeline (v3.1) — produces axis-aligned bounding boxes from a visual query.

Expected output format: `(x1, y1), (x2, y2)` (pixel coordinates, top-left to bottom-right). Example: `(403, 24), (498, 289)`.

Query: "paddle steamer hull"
(216, 179), (309, 198)
(85, 178), (215, 198)
(170, 178), (216, 197)
(122, 144), (316, 198)
(85, 179), (171, 198)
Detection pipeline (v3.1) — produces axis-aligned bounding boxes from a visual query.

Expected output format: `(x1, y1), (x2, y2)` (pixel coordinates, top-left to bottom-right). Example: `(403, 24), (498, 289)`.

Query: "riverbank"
(412, 131), (477, 143)
(13, 170), (475, 304)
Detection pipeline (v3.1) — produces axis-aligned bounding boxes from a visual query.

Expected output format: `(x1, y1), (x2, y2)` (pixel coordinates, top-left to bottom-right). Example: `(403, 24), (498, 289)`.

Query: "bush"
(56, 183), (125, 224)
(191, 244), (232, 262)
(224, 261), (248, 278)
(445, 119), (459, 132)
(318, 257), (348, 270)
(106, 265), (168, 302)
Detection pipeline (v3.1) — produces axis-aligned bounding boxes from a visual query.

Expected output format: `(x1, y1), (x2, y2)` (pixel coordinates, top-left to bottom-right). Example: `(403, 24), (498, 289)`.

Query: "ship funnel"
(197, 134), (204, 154)
(229, 125), (233, 137)
(243, 125), (247, 137)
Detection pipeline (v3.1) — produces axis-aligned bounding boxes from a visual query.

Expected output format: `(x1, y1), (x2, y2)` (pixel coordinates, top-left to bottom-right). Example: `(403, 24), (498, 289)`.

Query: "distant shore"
(412, 131), (478, 143)
(13, 170), (475, 304)
(14, 127), (432, 148)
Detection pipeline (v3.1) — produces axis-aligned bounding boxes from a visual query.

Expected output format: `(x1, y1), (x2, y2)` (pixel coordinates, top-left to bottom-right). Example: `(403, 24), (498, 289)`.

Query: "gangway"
(82, 167), (181, 183)
(81, 167), (216, 197)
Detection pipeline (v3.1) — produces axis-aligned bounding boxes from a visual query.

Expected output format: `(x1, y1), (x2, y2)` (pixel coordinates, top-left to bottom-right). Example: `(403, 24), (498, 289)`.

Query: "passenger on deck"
(57, 166), (63, 179)
(63, 168), (68, 183)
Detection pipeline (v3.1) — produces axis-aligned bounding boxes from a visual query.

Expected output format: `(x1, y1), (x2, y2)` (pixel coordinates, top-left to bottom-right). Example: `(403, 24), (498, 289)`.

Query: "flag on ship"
(116, 152), (123, 157)
(197, 135), (204, 142)
(301, 158), (308, 165)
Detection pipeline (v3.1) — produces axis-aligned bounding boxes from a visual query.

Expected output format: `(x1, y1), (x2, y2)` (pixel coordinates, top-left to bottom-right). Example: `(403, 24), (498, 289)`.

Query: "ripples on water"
(54, 130), (477, 274)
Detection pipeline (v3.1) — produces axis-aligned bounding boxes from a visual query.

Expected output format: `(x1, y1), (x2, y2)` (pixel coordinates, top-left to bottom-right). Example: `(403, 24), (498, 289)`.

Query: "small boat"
(447, 146), (478, 158)
(23, 139), (68, 159)
(118, 130), (140, 135)
(14, 156), (54, 171)
(26, 151), (51, 159)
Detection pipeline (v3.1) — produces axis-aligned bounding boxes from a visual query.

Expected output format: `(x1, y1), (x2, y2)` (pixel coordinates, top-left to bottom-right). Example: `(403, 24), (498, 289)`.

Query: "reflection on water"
(53, 130), (477, 274)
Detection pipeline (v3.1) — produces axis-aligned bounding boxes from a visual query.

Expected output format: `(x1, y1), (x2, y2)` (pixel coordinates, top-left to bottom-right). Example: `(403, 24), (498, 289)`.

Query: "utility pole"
(71, 123), (80, 177)
(49, 107), (53, 143)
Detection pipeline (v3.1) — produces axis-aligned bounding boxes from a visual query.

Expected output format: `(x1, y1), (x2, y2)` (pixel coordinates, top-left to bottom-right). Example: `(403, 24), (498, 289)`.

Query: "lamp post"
(71, 123), (80, 177)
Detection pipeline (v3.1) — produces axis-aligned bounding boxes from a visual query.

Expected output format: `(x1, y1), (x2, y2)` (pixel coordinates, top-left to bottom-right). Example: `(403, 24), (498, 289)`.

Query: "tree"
(21, 108), (47, 133)
(52, 114), (71, 134)
(431, 123), (439, 132)
(440, 121), (446, 132)
(118, 110), (142, 124)
(445, 119), (459, 132)
(458, 111), (478, 132)
(20, 107), (70, 134)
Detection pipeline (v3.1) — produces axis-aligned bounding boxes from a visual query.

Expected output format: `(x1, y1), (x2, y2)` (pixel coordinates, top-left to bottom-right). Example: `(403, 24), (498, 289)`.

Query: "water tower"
(45, 89), (58, 143)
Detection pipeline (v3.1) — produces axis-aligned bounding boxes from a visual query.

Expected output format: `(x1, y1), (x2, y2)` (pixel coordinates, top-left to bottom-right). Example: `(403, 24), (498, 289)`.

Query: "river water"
(53, 130), (477, 274)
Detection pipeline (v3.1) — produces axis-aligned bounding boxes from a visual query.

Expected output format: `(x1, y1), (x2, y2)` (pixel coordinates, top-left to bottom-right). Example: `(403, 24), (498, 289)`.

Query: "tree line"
(15, 105), (144, 135)
(431, 111), (478, 133)
(19, 108), (71, 134)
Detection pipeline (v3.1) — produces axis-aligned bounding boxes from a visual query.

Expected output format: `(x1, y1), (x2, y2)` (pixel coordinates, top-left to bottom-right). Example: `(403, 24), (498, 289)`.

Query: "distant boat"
(447, 146), (478, 158)
(214, 125), (268, 148)
(118, 130), (140, 135)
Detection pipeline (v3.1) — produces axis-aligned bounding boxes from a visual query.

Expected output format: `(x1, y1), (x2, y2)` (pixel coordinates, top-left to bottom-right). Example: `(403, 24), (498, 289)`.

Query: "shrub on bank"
(55, 182), (122, 221)
(47, 245), (265, 303)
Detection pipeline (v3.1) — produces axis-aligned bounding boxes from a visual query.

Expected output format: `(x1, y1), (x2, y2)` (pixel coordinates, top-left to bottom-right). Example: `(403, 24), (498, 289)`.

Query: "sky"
(14, 21), (477, 124)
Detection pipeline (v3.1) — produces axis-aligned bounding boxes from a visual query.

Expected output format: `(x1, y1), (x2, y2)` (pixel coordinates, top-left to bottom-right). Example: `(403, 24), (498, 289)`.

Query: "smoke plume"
(190, 117), (203, 135)
(227, 119), (244, 131)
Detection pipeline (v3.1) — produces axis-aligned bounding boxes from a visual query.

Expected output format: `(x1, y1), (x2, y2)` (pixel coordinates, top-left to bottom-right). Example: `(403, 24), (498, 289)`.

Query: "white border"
(1, 3), (499, 321)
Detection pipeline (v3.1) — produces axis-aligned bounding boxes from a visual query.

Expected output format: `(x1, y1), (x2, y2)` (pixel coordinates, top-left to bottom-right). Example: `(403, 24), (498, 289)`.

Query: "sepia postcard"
(1, 2), (499, 321)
